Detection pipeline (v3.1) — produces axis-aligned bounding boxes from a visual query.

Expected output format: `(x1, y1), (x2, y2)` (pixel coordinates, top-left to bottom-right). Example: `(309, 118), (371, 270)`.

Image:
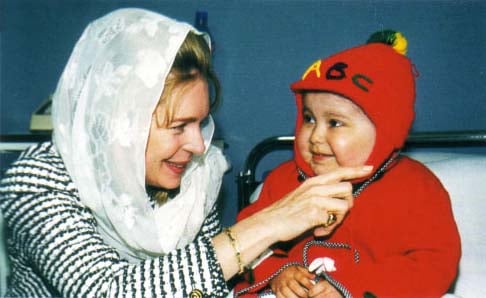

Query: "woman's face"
(296, 92), (376, 175)
(145, 78), (209, 189)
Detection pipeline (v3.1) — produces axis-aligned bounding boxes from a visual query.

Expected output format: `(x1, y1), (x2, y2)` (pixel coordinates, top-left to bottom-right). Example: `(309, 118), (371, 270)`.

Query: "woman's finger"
(300, 182), (354, 207)
(305, 165), (373, 186)
(261, 166), (373, 242)
(281, 165), (371, 205)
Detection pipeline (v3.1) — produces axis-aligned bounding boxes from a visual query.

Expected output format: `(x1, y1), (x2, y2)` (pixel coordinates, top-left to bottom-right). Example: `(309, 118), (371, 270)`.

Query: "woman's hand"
(258, 165), (372, 242)
(213, 165), (372, 280)
(270, 265), (315, 298)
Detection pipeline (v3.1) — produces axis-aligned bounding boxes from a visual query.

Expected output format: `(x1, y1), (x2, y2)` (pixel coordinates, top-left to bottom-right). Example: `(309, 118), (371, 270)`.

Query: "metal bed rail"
(237, 130), (486, 210)
(0, 133), (51, 153)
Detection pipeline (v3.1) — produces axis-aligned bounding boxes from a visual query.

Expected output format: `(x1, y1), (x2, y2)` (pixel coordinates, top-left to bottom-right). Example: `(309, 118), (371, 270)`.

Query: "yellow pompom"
(392, 32), (407, 55)
(367, 30), (408, 56)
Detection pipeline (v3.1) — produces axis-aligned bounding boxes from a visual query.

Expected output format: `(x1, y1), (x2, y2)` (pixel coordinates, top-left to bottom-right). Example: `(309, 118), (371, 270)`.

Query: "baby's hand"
(307, 279), (343, 298)
(306, 258), (342, 297)
(270, 265), (315, 298)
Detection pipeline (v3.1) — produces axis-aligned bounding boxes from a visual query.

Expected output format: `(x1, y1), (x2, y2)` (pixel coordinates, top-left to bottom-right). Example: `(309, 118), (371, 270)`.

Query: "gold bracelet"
(223, 227), (246, 274)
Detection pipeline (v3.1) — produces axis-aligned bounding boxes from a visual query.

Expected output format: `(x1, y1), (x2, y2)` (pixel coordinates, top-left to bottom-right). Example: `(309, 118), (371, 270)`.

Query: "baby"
(235, 30), (460, 298)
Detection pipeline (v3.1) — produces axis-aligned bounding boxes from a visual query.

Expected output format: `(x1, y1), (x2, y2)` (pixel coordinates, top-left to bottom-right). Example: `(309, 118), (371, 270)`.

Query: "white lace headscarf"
(52, 8), (229, 262)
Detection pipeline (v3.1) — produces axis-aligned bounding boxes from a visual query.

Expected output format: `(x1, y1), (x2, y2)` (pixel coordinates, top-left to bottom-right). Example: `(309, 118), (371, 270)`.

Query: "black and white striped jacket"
(0, 142), (229, 297)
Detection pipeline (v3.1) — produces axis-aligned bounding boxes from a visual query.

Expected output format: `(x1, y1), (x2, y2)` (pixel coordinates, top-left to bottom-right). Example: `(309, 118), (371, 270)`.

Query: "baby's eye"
(329, 119), (344, 127)
(303, 113), (315, 124)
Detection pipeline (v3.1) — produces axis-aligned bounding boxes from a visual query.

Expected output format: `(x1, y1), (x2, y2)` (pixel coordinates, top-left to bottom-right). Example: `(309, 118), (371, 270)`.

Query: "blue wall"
(2, 0), (485, 225)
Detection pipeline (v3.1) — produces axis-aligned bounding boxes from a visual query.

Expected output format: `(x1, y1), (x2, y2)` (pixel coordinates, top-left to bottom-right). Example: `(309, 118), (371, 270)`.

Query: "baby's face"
(296, 92), (376, 175)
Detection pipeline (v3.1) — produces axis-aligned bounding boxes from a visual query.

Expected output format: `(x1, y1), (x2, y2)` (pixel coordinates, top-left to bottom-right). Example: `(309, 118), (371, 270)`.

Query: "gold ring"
(189, 289), (203, 298)
(322, 212), (337, 228)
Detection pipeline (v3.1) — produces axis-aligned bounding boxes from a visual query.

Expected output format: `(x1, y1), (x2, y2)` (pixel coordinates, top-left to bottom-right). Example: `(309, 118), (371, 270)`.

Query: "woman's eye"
(329, 119), (343, 127)
(170, 123), (186, 133)
(199, 117), (209, 128)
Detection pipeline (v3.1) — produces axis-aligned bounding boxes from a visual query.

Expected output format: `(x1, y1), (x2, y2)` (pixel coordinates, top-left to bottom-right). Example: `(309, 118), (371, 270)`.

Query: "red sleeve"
(321, 159), (461, 297)
(237, 161), (299, 221)
(235, 161), (303, 295)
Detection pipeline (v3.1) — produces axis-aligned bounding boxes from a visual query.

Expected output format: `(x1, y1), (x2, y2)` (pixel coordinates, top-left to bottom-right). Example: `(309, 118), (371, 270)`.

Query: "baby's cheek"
(337, 152), (368, 167)
(299, 144), (313, 164)
(296, 133), (310, 156)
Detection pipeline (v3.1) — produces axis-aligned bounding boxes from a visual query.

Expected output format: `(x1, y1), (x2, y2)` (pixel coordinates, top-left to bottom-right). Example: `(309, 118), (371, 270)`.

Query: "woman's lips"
(165, 161), (188, 175)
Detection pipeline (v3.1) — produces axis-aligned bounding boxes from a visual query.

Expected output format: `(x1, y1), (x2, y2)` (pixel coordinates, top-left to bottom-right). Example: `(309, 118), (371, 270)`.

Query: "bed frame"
(236, 130), (486, 211)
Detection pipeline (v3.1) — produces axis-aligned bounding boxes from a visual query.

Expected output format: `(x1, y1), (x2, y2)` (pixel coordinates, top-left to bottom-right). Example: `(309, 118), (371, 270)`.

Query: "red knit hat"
(291, 30), (417, 178)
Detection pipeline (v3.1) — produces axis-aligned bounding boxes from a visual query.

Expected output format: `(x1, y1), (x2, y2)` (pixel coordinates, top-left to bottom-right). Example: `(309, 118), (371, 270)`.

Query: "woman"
(0, 8), (371, 297)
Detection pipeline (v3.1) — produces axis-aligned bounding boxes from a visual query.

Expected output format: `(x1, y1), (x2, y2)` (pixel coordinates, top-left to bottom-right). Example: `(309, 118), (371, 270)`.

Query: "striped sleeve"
(0, 142), (230, 297)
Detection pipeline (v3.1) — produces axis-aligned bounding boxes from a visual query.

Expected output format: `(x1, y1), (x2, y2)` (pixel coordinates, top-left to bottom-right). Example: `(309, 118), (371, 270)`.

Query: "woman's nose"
(185, 127), (206, 155)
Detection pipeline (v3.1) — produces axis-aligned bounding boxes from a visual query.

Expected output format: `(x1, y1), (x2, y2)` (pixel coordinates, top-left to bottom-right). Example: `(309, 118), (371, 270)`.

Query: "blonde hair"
(151, 32), (220, 203)
(154, 32), (220, 128)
